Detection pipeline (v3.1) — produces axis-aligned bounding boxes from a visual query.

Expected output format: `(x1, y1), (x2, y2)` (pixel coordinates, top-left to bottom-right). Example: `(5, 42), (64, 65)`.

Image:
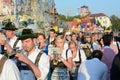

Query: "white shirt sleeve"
(16, 40), (23, 50)
(38, 54), (50, 80)
(80, 49), (87, 62)
(62, 49), (72, 60)
(92, 42), (99, 50)
(1, 59), (21, 80)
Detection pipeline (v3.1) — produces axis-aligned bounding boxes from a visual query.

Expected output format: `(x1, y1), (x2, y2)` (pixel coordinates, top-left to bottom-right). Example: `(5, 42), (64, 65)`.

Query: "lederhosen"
(17, 51), (43, 80)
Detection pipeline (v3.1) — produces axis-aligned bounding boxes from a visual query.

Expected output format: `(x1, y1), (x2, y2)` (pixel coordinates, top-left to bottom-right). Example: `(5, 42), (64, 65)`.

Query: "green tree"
(59, 14), (79, 21)
(110, 15), (120, 31)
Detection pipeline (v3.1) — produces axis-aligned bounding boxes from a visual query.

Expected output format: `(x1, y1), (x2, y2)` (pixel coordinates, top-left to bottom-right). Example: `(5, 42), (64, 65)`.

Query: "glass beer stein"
(52, 51), (59, 65)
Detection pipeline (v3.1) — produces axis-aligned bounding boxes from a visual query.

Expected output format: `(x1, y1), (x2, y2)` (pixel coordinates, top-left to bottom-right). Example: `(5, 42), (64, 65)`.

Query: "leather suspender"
(17, 51), (43, 80)
(35, 51), (43, 66)
(13, 40), (19, 49)
(0, 56), (8, 74)
(66, 49), (81, 63)
(18, 51), (43, 70)
(35, 51), (43, 80)
(78, 49), (81, 63)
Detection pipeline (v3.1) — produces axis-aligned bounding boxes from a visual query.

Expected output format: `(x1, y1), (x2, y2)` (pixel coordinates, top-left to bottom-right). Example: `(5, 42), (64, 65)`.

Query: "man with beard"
(15, 29), (50, 80)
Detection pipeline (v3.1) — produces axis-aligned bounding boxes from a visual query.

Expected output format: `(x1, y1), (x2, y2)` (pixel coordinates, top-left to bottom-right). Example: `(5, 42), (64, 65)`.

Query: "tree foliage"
(59, 14), (79, 21)
(110, 15), (120, 31)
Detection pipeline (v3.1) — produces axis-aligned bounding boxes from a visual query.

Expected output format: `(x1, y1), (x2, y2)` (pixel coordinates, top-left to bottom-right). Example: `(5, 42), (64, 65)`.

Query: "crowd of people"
(0, 21), (120, 80)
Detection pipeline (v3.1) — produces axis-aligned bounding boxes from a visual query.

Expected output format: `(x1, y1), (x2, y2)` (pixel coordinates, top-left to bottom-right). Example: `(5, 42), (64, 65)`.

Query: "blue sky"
(54, 0), (120, 17)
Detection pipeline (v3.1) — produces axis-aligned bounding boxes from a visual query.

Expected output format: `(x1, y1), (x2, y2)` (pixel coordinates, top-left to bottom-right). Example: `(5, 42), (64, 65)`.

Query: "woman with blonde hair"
(69, 41), (86, 80)
(49, 35), (73, 80)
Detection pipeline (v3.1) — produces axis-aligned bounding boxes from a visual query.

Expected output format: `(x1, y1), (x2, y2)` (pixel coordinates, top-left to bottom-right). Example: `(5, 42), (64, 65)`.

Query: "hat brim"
(17, 34), (37, 40)
(2, 27), (18, 30)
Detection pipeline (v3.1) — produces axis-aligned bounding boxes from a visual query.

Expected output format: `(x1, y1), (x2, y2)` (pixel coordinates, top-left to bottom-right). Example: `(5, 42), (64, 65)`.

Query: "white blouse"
(73, 49), (86, 63)
(0, 54), (21, 80)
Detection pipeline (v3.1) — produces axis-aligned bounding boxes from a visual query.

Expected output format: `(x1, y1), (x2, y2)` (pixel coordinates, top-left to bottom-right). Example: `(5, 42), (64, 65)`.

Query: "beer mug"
(80, 44), (92, 59)
(52, 51), (59, 65)
(9, 47), (23, 59)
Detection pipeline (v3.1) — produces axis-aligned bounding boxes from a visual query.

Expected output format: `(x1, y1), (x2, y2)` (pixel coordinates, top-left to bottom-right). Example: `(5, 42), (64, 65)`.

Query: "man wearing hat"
(0, 30), (13, 55)
(0, 31), (21, 80)
(15, 29), (50, 80)
(2, 22), (22, 53)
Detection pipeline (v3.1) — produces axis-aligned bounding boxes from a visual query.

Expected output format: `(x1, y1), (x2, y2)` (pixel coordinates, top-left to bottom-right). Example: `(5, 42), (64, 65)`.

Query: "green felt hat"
(17, 29), (37, 40)
(2, 22), (17, 31)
